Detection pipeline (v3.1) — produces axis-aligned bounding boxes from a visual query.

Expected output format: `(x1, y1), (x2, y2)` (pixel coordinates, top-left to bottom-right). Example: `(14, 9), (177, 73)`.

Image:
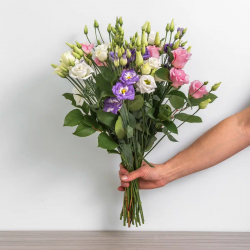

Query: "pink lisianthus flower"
(81, 43), (94, 54)
(94, 57), (106, 66)
(172, 47), (191, 69)
(170, 68), (189, 89)
(147, 45), (161, 59)
(189, 80), (208, 99)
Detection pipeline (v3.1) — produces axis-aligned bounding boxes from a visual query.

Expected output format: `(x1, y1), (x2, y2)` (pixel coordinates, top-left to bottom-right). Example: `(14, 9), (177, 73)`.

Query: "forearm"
(164, 108), (250, 182)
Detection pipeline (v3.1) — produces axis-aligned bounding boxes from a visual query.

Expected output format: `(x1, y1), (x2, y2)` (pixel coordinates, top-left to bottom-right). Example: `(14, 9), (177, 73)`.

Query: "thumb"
(121, 168), (145, 182)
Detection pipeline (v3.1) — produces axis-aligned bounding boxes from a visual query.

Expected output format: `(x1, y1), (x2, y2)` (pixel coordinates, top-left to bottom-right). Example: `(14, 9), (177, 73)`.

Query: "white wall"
(0, 0), (250, 231)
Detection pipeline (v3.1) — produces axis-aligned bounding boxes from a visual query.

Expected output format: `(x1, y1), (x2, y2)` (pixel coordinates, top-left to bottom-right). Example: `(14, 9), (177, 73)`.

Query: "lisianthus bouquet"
(51, 17), (221, 227)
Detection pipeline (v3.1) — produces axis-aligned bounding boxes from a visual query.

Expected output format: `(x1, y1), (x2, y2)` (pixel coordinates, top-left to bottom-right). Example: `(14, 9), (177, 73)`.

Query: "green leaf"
(99, 66), (117, 83)
(120, 143), (133, 167)
(62, 93), (78, 108)
(81, 101), (90, 114)
(128, 95), (144, 111)
(164, 131), (178, 142)
(98, 91), (114, 103)
(94, 73), (113, 96)
(189, 93), (217, 106)
(158, 105), (171, 121)
(97, 110), (117, 127)
(163, 121), (178, 134)
(128, 112), (136, 128)
(146, 108), (156, 119)
(135, 123), (142, 131)
(170, 95), (185, 109)
(155, 67), (170, 81)
(83, 116), (102, 131)
(73, 122), (96, 137)
(98, 132), (118, 150)
(115, 116), (126, 139)
(63, 109), (84, 127)
(169, 90), (192, 107)
(153, 95), (160, 101)
(175, 113), (202, 123)
(144, 135), (157, 152)
(126, 125), (133, 139)
(142, 157), (155, 168)
(107, 149), (120, 154)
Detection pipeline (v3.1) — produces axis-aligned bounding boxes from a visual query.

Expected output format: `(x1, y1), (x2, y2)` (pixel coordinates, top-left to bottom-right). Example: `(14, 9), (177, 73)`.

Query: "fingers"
(118, 186), (125, 191)
(120, 168), (145, 182)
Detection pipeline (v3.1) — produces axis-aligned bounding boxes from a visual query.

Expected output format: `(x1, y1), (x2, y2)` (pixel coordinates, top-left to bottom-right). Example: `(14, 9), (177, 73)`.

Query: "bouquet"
(51, 17), (221, 227)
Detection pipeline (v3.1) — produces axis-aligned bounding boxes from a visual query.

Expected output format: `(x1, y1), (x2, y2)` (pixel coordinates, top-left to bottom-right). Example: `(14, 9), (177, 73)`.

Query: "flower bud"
(150, 69), (157, 77)
(136, 46), (141, 52)
(120, 29), (124, 36)
(132, 36), (136, 45)
(111, 27), (116, 34)
(118, 48), (122, 58)
(146, 22), (151, 34)
(121, 47), (125, 54)
(73, 45), (84, 57)
(94, 20), (99, 28)
(199, 99), (211, 109)
(66, 42), (74, 49)
(126, 49), (131, 58)
(142, 21), (148, 31)
(129, 44), (133, 50)
(69, 58), (75, 66)
(114, 56), (119, 67)
(120, 54), (127, 66)
(107, 23), (112, 33)
(181, 41), (188, 47)
(174, 31), (180, 40)
(141, 63), (151, 75)
(59, 65), (69, 73)
(84, 25), (88, 35)
(57, 72), (66, 78)
(51, 64), (58, 69)
(75, 41), (82, 49)
(154, 32), (160, 46)
(115, 45), (119, 54)
(141, 31), (148, 46)
(170, 19), (175, 32)
(125, 40), (129, 47)
(172, 40), (180, 49)
(211, 82), (221, 91)
(72, 52), (81, 59)
(166, 23), (170, 32)
(97, 39), (101, 45)
(187, 46), (192, 53)
(135, 32), (138, 38)
(141, 44), (146, 55)
(119, 17), (123, 26)
(136, 36), (141, 47)
(204, 81), (209, 85)
(135, 51), (143, 66)
(183, 28), (187, 34)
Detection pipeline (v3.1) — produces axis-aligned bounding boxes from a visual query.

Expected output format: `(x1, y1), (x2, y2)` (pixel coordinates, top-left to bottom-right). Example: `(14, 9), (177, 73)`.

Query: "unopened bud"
(142, 21), (148, 31)
(84, 25), (88, 35)
(187, 46), (192, 53)
(119, 17), (123, 26)
(141, 44), (146, 55)
(136, 36), (141, 47)
(204, 81), (209, 85)
(166, 23), (170, 32)
(135, 32), (138, 38)
(114, 56), (119, 67)
(120, 54), (127, 66)
(135, 51), (143, 66)
(111, 27), (116, 34)
(75, 41), (82, 49)
(183, 28), (187, 34)
(118, 48), (122, 58)
(170, 19), (175, 32)
(146, 22), (151, 34)
(51, 64), (58, 69)
(72, 52), (81, 59)
(141, 63), (151, 75)
(181, 41), (188, 47)
(172, 40), (180, 49)
(107, 23), (112, 33)
(174, 31), (180, 40)
(94, 20), (99, 28)
(141, 31), (148, 46)
(154, 32), (160, 46)
(97, 39), (101, 45)
(126, 49), (131, 58)
(57, 72), (66, 78)
(66, 42), (74, 49)
(121, 47), (125, 54)
(211, 82), (221, 91)
(59, 65), (69, 73)
(199, 99), (211, 109)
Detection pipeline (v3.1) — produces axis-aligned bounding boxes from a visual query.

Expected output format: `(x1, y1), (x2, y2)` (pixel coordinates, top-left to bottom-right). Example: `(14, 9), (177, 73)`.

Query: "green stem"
(98, 28), (105, 43)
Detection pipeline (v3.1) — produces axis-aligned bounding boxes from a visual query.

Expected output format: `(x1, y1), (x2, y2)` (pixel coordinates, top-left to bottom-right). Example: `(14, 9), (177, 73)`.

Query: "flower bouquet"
(51, 17), (221, 227)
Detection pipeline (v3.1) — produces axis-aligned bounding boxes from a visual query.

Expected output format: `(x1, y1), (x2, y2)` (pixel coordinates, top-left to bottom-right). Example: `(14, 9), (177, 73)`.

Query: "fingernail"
(121, 175), (128, 180)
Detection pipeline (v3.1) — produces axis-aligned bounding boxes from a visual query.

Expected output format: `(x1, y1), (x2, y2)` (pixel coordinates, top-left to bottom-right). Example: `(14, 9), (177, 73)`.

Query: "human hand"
(118, 161), (169, 191)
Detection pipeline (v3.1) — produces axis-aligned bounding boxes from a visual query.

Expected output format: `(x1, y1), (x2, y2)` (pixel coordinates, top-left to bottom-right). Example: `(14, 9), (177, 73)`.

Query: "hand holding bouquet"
(51, 17), (221, 227)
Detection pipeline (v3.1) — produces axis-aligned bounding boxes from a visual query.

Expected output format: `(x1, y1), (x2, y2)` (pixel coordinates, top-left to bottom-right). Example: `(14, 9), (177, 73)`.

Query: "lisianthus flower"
(142, 47), (150, 60)
(189, 80), (208, 99)
(164, 43), (174, 53)
(60, 51), (75, 67)
(103, 97), (123, 114)
(147, 45), (161, 59)
(170, 68), (189, 89)
(112, 82), (135, 100)
(95, 44), (109, 62)
(148, 32), (156, 45)
(177, 27), (184, 36)
(69, 61), (94, 80)
(72, 87), (84, 106)
(172, 47), (191, 69)
(145, 57), (161, 70)
(136, 75), (157, 94)
(81, 43), (94, 54)
(119, 69), (140, 85)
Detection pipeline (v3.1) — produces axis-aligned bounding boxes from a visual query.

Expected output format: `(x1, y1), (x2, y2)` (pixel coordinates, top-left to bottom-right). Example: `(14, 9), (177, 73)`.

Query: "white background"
(0, 0), (250, 231)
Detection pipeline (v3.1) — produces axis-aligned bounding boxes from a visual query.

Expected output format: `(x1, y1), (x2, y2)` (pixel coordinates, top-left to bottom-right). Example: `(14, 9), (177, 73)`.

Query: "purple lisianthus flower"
(119, 69), (139, 85)
(112, 82), (135, 100)
(164, 43), (174, 53)
(103, 97), (123, 114)
(177, 27), (184, 36)
(109, 51), (115, 62)
(143, 47), (150, 60)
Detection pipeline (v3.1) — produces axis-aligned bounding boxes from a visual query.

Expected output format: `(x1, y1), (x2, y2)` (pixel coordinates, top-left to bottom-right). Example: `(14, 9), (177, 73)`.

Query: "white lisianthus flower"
(69, 61), (94, 80)
(146, 57), (161, 69)
(148, 32), (156, 45)
(60, 51), (75, 67)
(95, 44), (109, 61)
(136, 75), (157, 94)
(72, 87), (84, 106)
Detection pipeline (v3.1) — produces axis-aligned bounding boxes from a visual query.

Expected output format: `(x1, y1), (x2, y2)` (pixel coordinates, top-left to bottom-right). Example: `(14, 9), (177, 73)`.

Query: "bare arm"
(118, 107), (250, 191)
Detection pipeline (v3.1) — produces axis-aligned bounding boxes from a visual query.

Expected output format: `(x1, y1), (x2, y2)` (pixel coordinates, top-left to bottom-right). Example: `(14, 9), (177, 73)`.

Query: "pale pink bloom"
(172, 47), (191, 69)
(147, 45), (161, 59)
(81, 43), (94, 54)
(94, 57), (106, 66)
(189, 80), (208, 99)
(170, 68), (189, 89)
